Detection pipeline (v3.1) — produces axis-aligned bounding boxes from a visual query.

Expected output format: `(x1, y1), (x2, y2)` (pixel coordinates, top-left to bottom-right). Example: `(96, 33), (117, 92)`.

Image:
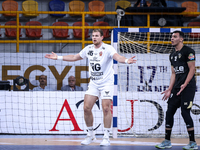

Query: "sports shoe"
(100, 136), (110, 146)
(155, 139), (172, 149)
(81, 134), (96, 145)
(183, 141), (198, 150)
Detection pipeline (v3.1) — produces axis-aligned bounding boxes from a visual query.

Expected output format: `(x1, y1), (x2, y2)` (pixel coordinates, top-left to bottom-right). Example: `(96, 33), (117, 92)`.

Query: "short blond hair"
(93, 29), (103, 36)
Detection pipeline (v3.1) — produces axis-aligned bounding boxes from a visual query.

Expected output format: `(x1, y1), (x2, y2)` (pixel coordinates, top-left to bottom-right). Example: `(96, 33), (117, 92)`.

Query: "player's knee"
(181, 107), (194, 128)
(165, 115), (173, 128)
(165, 108), (175, 128)
(102, 106), (110, 114)
(83, 105), (92, 114)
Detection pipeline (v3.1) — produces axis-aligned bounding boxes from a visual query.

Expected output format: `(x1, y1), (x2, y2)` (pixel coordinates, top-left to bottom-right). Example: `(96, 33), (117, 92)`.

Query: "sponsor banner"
(0, 91), (199, 135)
(0, 53), (200, 135)
(118, 53), (200, 92)
(0, 53), (89, 91)
(118, 92), (200, 135)
(0, 53), (199, 92)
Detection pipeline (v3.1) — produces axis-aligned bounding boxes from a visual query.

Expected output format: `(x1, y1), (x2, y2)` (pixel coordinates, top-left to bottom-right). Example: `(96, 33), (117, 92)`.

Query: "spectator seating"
(2, 0), (18, 17)
(69, 0), (85, 16)
(49, 0), (65, 17)
(52, 22), (69, 38)
(115, 0), (131, 10)
(188, 22), (200, 38)
(5, 21), (22, 37)
(166, 1), (178, 7)
(22, 0), (39, 17)
(25, 21), (43, 38)
(88, 0), (105, 18)
(73, 22), (90, 38)
(181, 1), (198, 18)
(135, 1), (151, 7)
(93, 21), (110, 38)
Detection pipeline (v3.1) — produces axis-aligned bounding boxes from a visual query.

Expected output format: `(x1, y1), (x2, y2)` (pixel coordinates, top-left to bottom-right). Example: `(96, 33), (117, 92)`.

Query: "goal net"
(0, 28), (200, 138)
(112, 28), (200, 137)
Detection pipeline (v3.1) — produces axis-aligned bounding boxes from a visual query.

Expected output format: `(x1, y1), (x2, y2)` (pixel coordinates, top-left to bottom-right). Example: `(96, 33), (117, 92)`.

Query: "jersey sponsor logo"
(174, 66), (184, 74)
(93, 56), (98, 61)
(91, 63), (101, 71)
(90, 76), (103, 80)
(174, 56), (177, 61)
(188, 53), (195, 60)
(99, 51), (102, 56)
(91, 72), (103, 76)
(88, 50), (93, 56)
(178, 53), (182, 59)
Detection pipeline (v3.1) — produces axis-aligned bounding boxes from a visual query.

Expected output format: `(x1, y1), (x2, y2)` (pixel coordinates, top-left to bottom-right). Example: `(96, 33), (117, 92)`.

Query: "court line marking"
(48, 139), (185, 146)
(0, 143), (13, 145)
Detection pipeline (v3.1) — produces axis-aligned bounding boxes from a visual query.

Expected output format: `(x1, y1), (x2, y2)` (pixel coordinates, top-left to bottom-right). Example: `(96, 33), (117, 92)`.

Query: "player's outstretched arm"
(45, 52), (83, 62)
(113, 53), (136, 64)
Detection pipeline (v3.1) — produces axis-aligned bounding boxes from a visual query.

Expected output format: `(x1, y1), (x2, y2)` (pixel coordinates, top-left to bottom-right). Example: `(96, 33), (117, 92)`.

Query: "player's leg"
(181, 87), (198, 150)
(81, 84), (99, 145)
(102, 99), (112, 132)
(102, 99), (112, 128)
(155, 104), (178, 149)
(81, 94), (98, 145)
(165, 104), (178, 141)
(100, 99), (112, 146)
(181, 107), (198, 150)
(156, 89), (179, 149)
(83, 94), (98, 127)
(99, 85), (114, 146)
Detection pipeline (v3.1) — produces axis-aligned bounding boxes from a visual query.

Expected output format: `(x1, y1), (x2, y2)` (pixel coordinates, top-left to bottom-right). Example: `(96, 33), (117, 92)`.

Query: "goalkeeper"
(155, 30), (198, 150)
(45, 29), (136, 146)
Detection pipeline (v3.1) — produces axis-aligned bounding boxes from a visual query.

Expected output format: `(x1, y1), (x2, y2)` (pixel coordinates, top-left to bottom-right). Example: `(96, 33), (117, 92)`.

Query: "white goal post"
(112, 28), (200, 138)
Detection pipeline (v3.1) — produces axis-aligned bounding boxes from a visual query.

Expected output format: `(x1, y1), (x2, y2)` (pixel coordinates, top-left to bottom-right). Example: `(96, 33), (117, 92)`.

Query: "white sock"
(87, 126), (94, 136)
(104, 128), (110, 138)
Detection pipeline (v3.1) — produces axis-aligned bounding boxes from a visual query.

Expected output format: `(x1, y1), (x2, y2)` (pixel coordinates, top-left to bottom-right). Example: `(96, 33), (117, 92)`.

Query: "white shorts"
(85, 84), (114, 100)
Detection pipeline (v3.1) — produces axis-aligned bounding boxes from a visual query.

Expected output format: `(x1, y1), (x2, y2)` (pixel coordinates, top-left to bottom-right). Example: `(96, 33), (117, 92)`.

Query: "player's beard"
(93, 40), (102, 47)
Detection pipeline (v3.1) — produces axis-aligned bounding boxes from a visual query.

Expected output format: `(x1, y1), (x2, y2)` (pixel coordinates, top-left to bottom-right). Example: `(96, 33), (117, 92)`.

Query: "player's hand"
(161, 89), (171, 101)
(127, 56), (137, 64)
(44, 52), (58, 60)
(177, 84), (186, 95)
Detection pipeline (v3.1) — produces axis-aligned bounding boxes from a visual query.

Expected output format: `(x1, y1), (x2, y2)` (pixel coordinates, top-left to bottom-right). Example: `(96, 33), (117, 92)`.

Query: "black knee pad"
(181, 107), (194, 128)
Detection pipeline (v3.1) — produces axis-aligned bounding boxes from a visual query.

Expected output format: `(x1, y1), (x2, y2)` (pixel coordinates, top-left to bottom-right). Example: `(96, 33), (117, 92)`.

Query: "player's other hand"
(45, 52), (57, 60)
(161, 89), (171, 101)
(128, 56), (137, 64)
(177, 84), (186, 96)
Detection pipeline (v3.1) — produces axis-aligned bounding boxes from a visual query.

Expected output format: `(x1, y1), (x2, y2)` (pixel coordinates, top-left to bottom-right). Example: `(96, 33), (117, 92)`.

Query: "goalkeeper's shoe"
(81, 133), (96, 145)
(155, 139), (172, 149)
(100, 135), (110, 146)
(182, 141), (198, 150)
